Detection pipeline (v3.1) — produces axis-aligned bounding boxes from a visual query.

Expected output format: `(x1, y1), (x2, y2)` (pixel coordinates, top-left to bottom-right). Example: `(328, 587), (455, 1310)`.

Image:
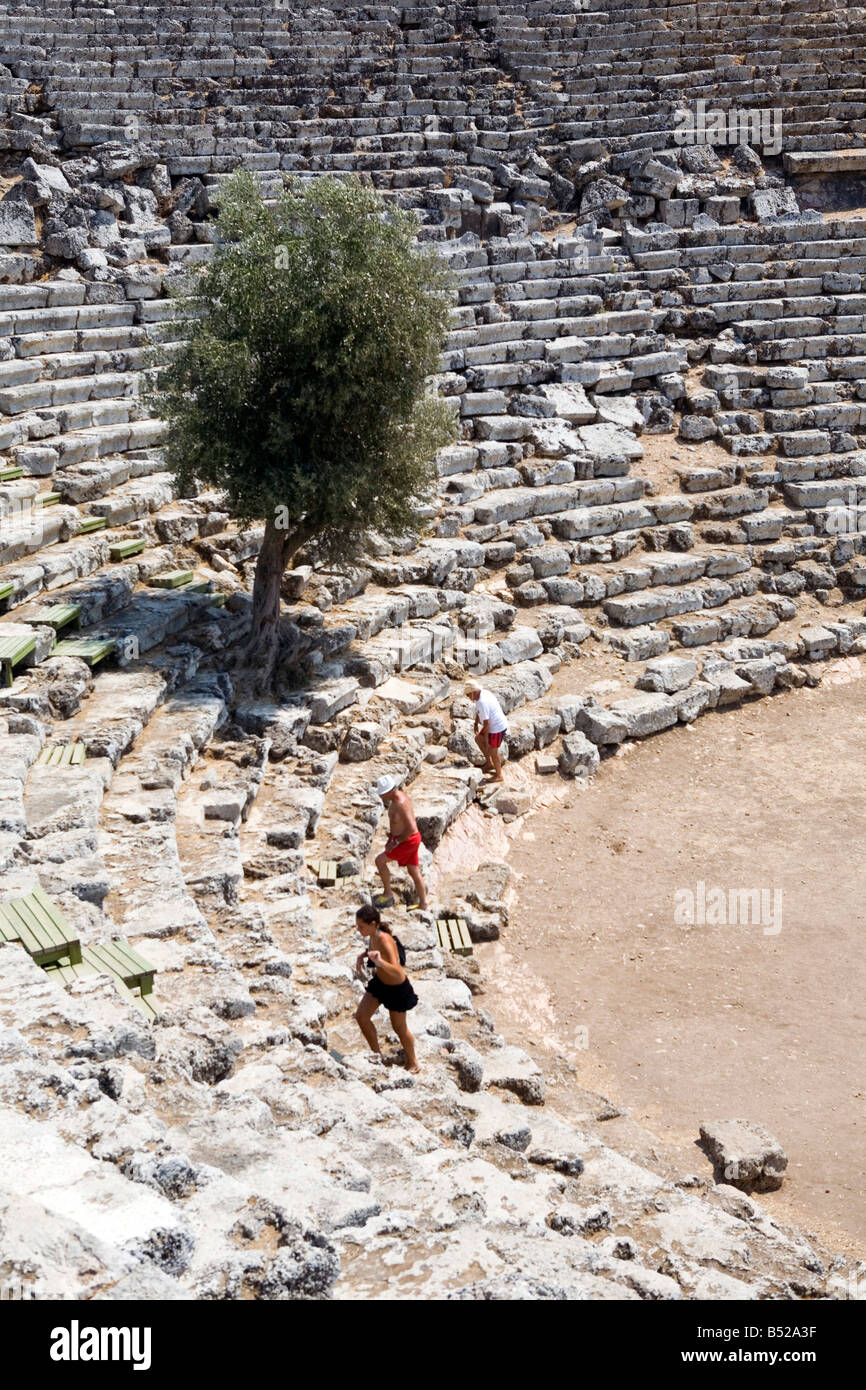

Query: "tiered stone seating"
(0, 0), (863, 824)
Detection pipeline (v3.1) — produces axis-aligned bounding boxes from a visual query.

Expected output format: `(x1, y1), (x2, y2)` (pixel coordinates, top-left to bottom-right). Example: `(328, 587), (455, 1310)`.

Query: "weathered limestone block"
(339, 721), (385, 763)
(609, 693), (678, 738)
(558, 730), (600, 777)
(0, 185), (38, 245)
(574, 705), (629, 745)
(700, 1119), (788, 1193)
(483, 1045), (546, 1106)
(671, 681), (716, 722)
(412, 766), (483, 848)
(636, 656), (698, 694)
(799, 627), (838, 661)
(605, 627), (671, 662)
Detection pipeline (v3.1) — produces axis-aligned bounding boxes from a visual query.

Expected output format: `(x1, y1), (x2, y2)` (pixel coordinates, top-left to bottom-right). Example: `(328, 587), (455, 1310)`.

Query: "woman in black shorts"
(353, 903), (420, 1073)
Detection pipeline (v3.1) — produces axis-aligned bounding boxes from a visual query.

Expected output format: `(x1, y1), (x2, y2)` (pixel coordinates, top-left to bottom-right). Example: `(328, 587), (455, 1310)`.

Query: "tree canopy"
(153, 170), (457, 683)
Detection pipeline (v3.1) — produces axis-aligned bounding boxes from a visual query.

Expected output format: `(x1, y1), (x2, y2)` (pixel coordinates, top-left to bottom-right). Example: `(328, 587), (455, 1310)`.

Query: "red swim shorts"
(386, 831), (422, 867)
(488, 730), (505, 748)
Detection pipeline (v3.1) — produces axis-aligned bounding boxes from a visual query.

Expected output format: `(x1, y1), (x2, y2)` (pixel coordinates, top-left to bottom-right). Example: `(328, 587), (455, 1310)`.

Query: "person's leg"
(374, 850), (392, 900)
(489, 739), (504, 782)
(407, 862), (428, 912)
(389, 1010), (420, 1073)
(354, 991), (381, 1053)
(475, 729), (494, 772)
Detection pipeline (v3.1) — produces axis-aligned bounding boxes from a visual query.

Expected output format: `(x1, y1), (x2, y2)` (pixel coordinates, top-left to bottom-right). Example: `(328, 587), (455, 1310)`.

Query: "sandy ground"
(461, 662), (866, 1258)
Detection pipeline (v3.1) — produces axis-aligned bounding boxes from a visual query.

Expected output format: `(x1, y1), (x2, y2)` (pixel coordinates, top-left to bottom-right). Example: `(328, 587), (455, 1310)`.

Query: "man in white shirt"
(466, 680), (509, 783)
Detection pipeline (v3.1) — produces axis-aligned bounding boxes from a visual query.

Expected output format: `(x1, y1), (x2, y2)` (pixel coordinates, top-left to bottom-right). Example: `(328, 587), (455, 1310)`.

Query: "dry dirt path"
(473, 663), (866, 1258)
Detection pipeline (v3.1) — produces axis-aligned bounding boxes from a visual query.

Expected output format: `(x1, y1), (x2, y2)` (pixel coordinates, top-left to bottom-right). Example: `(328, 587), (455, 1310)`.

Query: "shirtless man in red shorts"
(372, 774), (428, 912)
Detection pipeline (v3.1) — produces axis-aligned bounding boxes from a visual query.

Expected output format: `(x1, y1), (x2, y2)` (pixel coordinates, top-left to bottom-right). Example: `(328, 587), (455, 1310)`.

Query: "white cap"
(372, 774), (398, 797)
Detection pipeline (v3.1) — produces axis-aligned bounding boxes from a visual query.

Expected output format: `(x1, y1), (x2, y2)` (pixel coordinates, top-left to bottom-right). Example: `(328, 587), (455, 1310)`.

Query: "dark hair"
(356, 904), (381, 926)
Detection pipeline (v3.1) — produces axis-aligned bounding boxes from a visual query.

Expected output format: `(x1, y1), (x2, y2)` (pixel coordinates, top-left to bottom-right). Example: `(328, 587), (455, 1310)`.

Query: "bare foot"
(407, 1063), (420, 1074)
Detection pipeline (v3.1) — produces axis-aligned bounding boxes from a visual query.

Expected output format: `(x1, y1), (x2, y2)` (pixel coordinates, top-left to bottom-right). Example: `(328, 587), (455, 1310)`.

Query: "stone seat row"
(0, 489), (224, 617)
(0, 472), (173, 569)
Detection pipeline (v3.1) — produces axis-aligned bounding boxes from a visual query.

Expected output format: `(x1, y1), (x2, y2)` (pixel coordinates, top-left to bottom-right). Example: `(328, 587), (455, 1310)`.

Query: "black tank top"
(367, 927), (407, 970)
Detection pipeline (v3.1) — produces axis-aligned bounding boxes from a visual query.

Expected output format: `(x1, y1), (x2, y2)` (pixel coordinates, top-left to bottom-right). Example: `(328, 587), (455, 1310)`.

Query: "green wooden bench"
(0, 466), (24, 483)
(436, 917), (473, 957)
(78, 516), (107, 535)
(52, 636), (116, 667)
(0, 581), (14, 604)
(29, 602), (81, 632)
(36, 743), (86, 767)
(87, 940), (156, 996)
(0, 631), (36, 686)
(109, 539), (146, 561)
(149, 570), (194, 590)
(44, 939), (158, 1020)
(0, 886), (82, 966)
(36, 492), (61, 509)
(308, 859), (338, 887)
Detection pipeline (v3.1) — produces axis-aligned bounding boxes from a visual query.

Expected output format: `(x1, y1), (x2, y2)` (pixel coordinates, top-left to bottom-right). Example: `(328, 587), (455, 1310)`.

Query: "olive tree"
(153, 170), (457, 687)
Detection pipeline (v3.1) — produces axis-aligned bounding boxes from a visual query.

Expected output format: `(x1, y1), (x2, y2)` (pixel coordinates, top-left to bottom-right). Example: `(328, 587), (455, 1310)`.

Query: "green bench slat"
(36, 492), (61, 508)
(0, 888), (82, 966)
(43, 957), (98, 987)
(0, 634), (36, 661)
(0, 633), (36, 686)
(86, 940), (155, 994)
(127, 986), (160, 1020)
(45, 949), (159, 1021)
(53, 637), (116, 667)
(0, 466), (23, 482)
(78, 516), (107, 534)
(30, 886), (83, 963)
(0, 582), (14, 603)
(149, 570), (194, 590)
(37, 743), (86, 767)
(109, 539), (146, 561)
(436, 917), (473, 956)
(453, 917), (473, 953)
(29, 603), (80, 631)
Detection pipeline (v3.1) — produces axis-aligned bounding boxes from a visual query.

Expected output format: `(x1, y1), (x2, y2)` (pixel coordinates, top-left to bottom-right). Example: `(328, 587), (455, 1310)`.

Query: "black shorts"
(366, 974), (418, 1013)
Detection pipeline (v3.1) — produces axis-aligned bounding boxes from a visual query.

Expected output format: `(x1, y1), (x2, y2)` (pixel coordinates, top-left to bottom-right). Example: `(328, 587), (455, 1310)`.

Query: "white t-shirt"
(476, 690), (508, 735)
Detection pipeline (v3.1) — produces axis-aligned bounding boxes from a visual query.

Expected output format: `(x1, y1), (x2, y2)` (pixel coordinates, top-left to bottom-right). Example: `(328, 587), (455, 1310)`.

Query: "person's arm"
(476, 698), (490, 736)
(368, 935), (406, 985)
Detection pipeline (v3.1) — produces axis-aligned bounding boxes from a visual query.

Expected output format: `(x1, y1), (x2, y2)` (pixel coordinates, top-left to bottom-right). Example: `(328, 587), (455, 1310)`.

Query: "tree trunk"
(244, 517), (304, 691)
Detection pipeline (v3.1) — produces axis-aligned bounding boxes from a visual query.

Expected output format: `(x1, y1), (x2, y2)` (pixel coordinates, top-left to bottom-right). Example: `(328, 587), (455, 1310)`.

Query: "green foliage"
(153, 170), (457, 564)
